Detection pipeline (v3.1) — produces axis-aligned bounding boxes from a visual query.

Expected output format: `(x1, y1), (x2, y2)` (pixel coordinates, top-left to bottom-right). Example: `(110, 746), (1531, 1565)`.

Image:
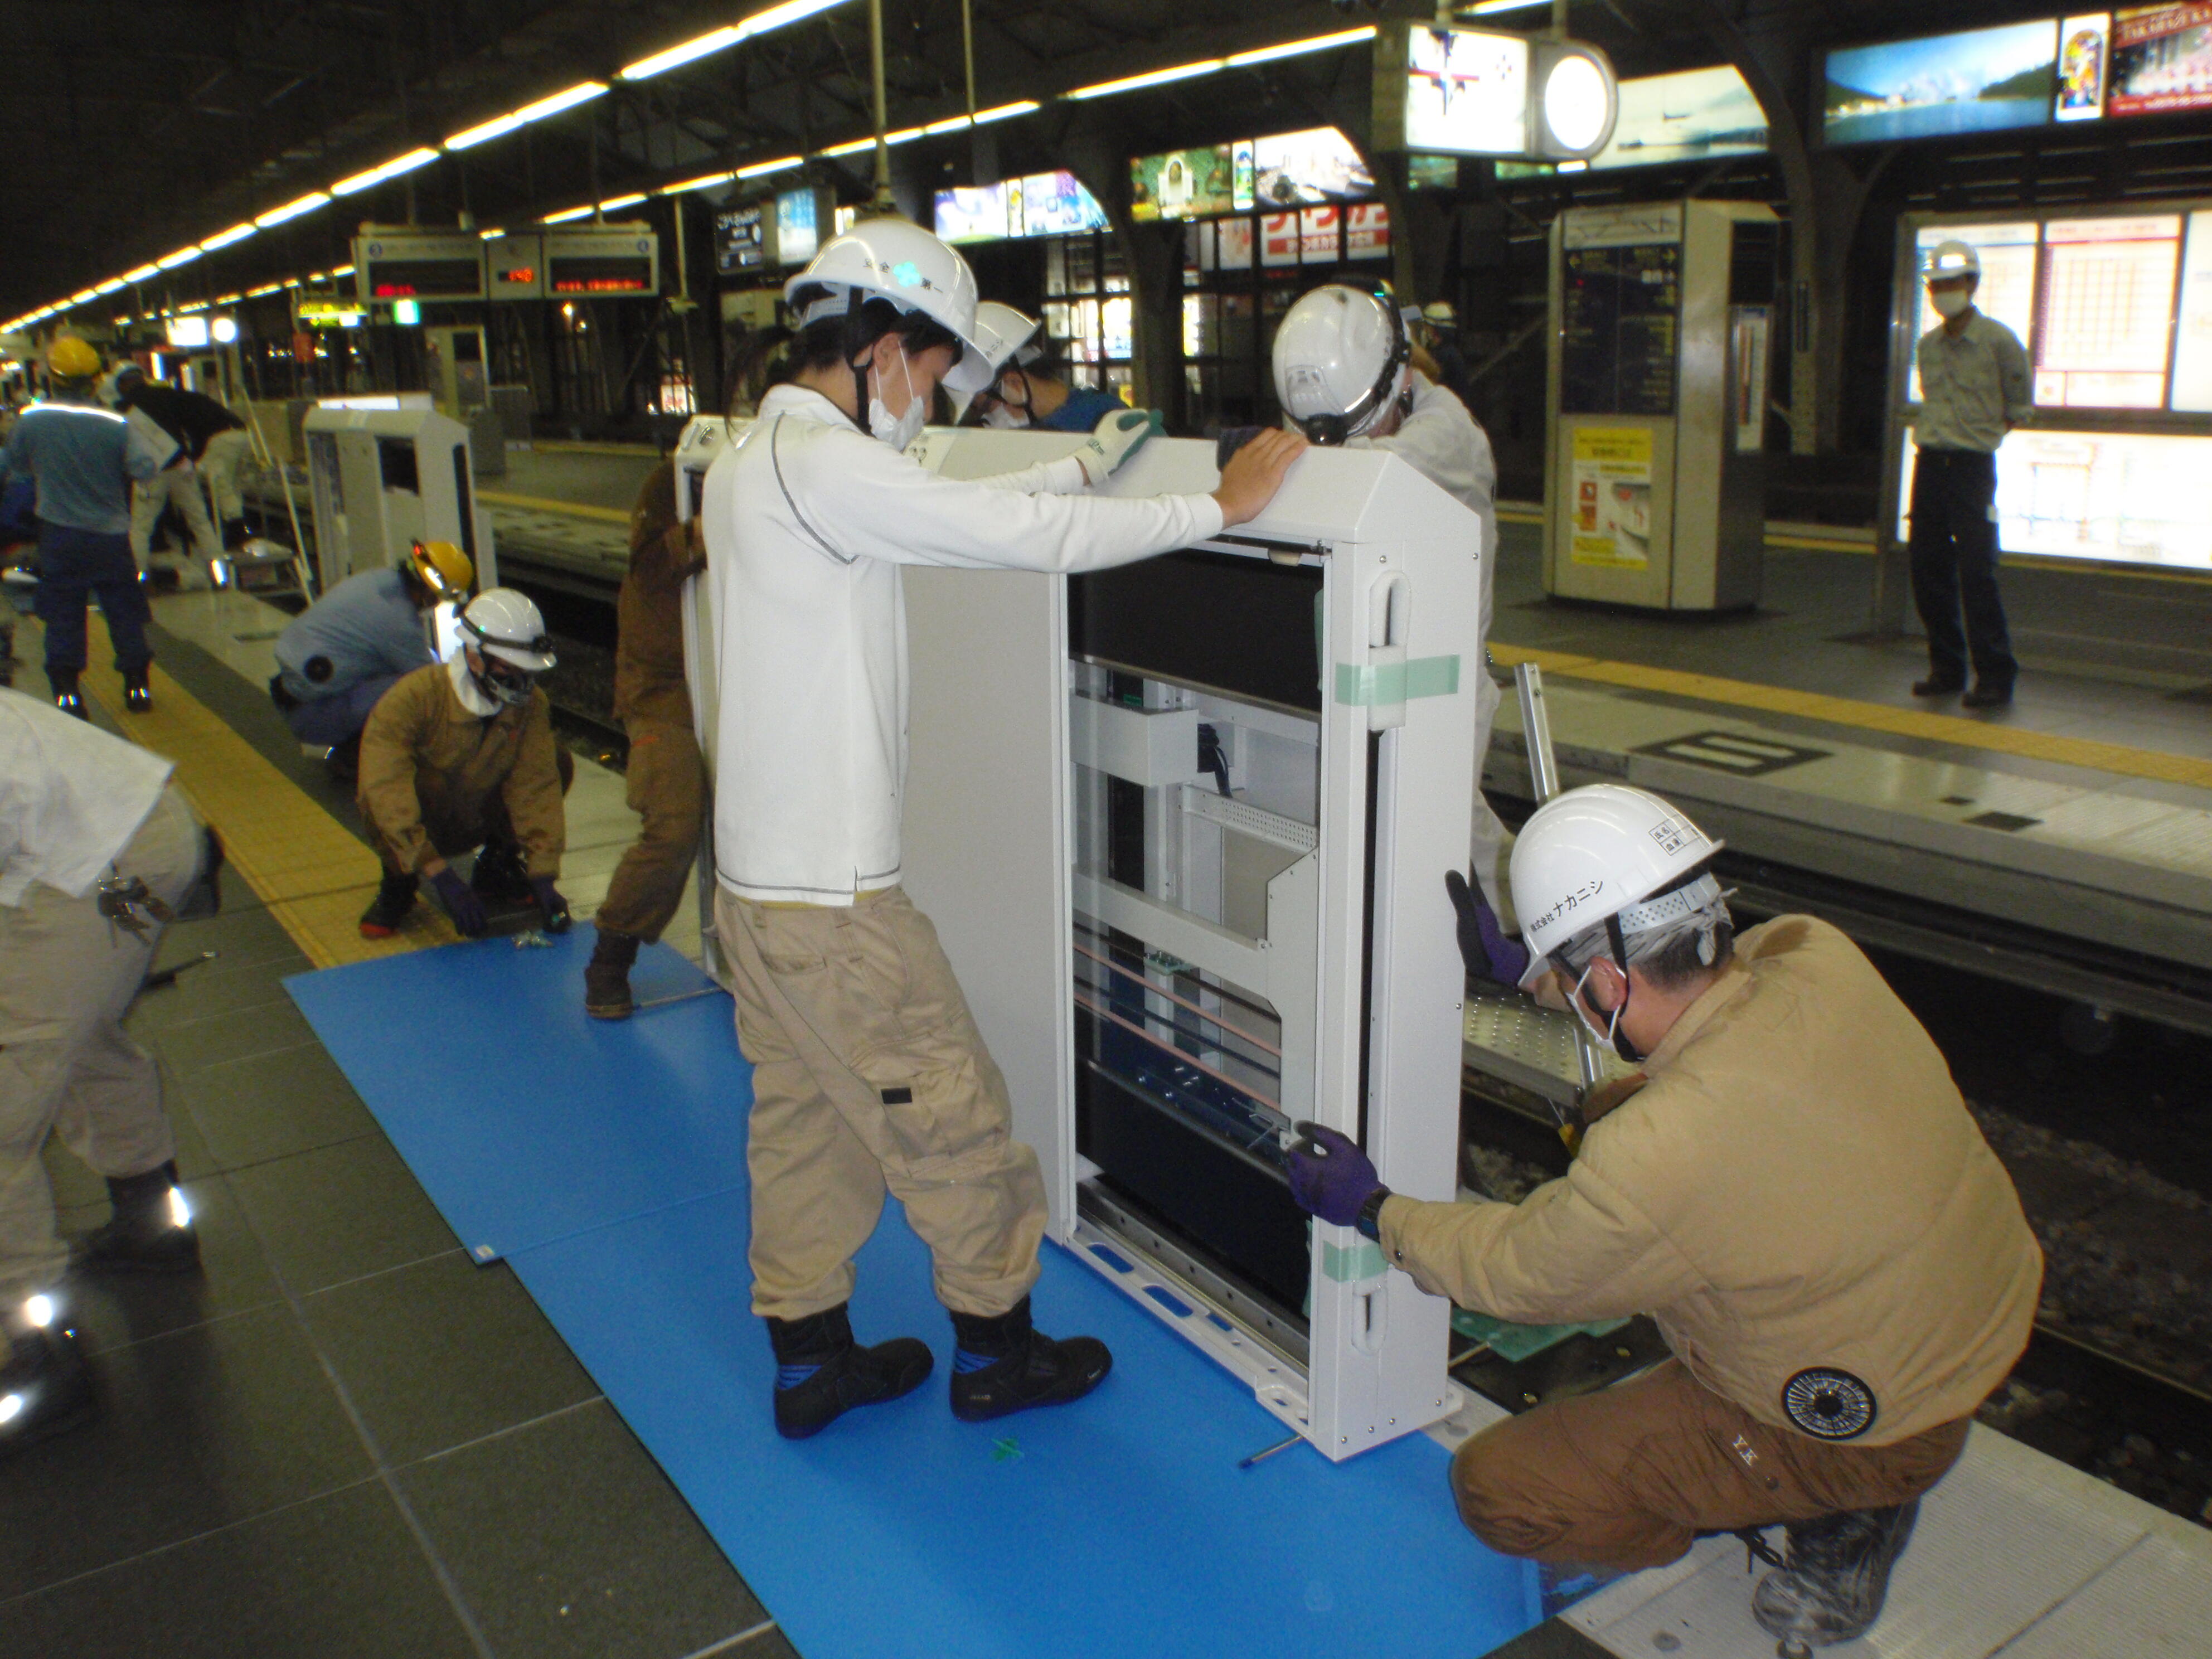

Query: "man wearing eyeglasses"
(354, 587), (575, 940)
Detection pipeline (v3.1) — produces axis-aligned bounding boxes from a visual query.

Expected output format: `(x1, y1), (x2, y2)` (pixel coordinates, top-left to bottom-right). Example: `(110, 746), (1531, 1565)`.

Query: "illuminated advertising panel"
(2109, 3), (2212, 115)
(1129, 146), (1235, 221)
(2034, 215), (2181, 408)
(1909, 223), (2040, 401)
(2168, 210), (2212, 409)
(933, 183), (1010, 244)
(2056, 14), (2114, 119)
(1403, 26), (1530, 156)
(1251, 128), (1372, 207)
(775, 189), (821, 266)
(1825, 21), (2060, 144)
(1589, 65), (1767, 171)
(1900, 428), (2212, 570)
(1017, 171), (1108, 237)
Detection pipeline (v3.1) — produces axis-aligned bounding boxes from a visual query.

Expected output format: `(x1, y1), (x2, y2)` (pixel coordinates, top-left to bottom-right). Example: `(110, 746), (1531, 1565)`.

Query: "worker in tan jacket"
(356, 588), (574, 940)
(1287, 783), (2041, 1655)
(583, 460), (706, 1017)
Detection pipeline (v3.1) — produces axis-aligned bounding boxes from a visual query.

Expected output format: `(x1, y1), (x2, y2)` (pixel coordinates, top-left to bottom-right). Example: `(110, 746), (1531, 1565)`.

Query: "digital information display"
(1403, 26), (1530, 156)
(1899, 427), (2212, 570)
(1561, 241), (1681, 416)
(366, 258), (484, 300)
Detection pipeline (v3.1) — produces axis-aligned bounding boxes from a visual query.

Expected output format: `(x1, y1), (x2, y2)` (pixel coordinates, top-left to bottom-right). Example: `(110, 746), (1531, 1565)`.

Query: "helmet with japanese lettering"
(1509, 784), (1725, 967)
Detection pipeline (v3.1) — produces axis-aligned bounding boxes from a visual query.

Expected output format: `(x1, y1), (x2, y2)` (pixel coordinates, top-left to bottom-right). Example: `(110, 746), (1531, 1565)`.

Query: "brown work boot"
(584, 929), (641, 1019)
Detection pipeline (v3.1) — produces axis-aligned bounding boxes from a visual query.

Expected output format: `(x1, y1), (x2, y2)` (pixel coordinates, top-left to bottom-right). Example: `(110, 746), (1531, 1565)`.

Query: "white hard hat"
(1924, 239), (1981, 283)
(783, 216), (995, 393)
(1272, 284), (1412, 444)
(1509, 783), (1725, 964)
(458, 588), (556, 674)
(971, 301), (1043, 376)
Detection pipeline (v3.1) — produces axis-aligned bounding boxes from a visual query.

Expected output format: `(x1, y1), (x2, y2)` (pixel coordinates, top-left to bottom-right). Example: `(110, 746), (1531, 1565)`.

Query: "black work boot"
(48, 667), (86, 720)
(584, 929), (641, 1020)
(1752, 1501), (1920, 1653)
(765, 1303), (933, 1440)
(0, 1306), (97, 1459)
(77, 1161), (200, 1275)
(470, 837), (533, 903)
(948, 1296), (1112, 1423)
(123, 670), (152, 713)
(358, 871), (420, 938)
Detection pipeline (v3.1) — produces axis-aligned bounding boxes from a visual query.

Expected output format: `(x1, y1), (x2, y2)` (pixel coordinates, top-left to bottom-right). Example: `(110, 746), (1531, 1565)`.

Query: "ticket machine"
(1544, 199), (1779, 612)
(301, 402), (497, 591)
(685, 426), (1487, 1458)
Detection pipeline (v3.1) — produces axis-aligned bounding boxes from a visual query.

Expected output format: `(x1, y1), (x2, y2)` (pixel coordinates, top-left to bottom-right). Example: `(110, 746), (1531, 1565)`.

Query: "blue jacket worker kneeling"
(270, 540), (474, 774)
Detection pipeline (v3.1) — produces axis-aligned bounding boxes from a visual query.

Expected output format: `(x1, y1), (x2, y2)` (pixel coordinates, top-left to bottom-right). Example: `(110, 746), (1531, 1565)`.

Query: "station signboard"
(541, 225), (658, 295)
(351, 231), (487, 304)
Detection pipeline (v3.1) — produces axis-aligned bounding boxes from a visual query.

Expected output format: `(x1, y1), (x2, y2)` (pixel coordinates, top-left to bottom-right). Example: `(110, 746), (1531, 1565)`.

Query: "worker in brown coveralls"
(1288, 783), (2043, 1654)
(583, 459), (706, 1018)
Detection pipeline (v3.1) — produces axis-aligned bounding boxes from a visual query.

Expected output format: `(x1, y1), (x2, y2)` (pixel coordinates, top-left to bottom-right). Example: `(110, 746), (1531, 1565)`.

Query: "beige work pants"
(717, 885), (1047, 1322)
(129, 463), (222, 573)
(198, 428), (253, 523)
(1450, 1358), (1971, 1573)
(0, 785), (201, 1302)
(595, 717), (703, 942)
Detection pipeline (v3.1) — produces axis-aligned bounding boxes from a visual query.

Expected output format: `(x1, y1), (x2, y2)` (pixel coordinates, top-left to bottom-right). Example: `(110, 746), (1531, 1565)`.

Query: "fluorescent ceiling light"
(200, 222), (257, 251)
(248, 282), (284, 296)
(973, 100), (1040, 124)
(1069, 61), (1220, 100)
(542, 205), (595, 224)
(445, 80), (606, 149)
(737, 154), (804, 178)
(69, 288), (98, 304)
(255, 191), (331, 227)
(1225, 26), (1375, 68)
(621, 25), (740, 80)
(662, 170), (737, 194)
(1464, 0), (1550, 13)
(123, 264), (159, 282)
(331, 264), (355, 277)
(480, 228), (506, 239)
(157, 246), (203, 269)
(331, 147), (440, 196)
(215, 292), (241, 303)
(94, 277), (127, 294)
(599, 193), (648, 211)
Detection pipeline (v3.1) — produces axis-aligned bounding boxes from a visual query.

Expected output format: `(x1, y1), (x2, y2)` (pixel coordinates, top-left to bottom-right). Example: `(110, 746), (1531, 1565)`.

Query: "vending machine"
(1543, 198), (1779, 612)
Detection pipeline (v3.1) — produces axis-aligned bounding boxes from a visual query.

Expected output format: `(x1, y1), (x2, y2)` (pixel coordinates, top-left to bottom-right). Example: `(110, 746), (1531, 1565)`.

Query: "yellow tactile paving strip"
(477, 489), (631, 525)
(76, 658), (455, 969)
(1491, 643), (2212, 792)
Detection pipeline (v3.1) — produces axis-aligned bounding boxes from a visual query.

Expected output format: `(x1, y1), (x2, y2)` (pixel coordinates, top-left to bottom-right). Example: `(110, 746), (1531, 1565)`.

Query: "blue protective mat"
(285, 928), (751, 1261)
(291, 938), (1541, 1657)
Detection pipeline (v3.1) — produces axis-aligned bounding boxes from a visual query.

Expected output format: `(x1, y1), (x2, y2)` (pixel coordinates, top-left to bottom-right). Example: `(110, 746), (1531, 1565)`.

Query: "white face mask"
(866, 341), (928, 453)
(980, 403), (1025, 430)
(1929, 286), (1972, 320)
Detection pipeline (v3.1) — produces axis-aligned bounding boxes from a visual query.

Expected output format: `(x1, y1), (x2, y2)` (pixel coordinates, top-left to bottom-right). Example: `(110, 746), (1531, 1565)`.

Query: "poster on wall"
(1261, 212), (1301, 267)
(1346, 202), (1391, 260)
(1299, 206), (1340, 263)
(2034, 214), (2182, 409)
(2056, 14), (2114, 120)
(1251, 127), (1372, 207)
(1730, 305), (1772, 451)
(1216, 217), (1255, 269)
(714, 205), (763, 274)
(1823, 21), (2060, 144)
(1569, 427), (1656, 569)
(1129, 145), (1236, 221)
(2109, 4), (2212, 115)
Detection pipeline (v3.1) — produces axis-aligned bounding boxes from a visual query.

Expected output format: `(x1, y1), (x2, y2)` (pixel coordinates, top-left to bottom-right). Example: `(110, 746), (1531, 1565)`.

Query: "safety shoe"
(765, 1303), (933, 1440)
(470, 838), (533, 904)
(48, 668), (86, 720)
(1909, 676), (1964, 698)
(585, 929), (641, 1020)
(358, 871), (420, 938)
(949, 1296), (1112, 1423)
(77, 1162), (200, 1275)
(0, 1308), (98, 1460)
(1751, 1501), (1920, 1652)
(1962, 682), (2014, 710)
(123, 671), (153, 714)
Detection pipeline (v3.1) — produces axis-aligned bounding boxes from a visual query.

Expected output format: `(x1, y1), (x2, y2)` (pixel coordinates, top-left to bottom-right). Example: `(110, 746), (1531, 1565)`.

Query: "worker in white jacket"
(1273, 283), (1511, 921)
(701, 217), (1307, 1440)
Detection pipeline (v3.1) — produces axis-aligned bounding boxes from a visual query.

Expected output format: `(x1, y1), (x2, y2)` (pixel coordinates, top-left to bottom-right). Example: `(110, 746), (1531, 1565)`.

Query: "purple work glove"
(430, 869), (489, 938)
(1284, 1123), (1386, 1229)
(1445, 869), (1530, 987)
(530, 876), (572, 934)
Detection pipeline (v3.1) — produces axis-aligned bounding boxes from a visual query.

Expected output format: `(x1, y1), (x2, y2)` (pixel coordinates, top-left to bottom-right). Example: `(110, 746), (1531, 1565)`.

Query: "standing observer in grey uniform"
(1909, 239), (2031, 710)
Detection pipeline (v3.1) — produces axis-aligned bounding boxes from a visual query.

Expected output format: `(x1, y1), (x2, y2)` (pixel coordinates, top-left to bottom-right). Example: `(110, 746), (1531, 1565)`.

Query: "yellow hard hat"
(408, 540), (474, 599)
(46, 337), (101, 380)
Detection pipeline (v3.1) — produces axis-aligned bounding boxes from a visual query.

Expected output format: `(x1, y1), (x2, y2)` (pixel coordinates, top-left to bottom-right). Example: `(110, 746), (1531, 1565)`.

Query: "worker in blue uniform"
(962, 310), (1128, 433)
(3, 339), (165, 716)
(270, 540), (474, 777)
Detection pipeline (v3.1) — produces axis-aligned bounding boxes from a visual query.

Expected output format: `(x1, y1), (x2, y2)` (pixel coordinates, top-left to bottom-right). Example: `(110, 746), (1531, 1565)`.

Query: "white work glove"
(1073, 408), (1165, 487)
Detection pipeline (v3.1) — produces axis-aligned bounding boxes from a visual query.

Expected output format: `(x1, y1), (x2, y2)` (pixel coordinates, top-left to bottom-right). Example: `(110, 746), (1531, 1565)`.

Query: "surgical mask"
(980, 403), (1026, 430)
(448, 651), (500, 717)
(1929, 286), (1971, 320)
(867, 342), (927, 453)
(1569, 959), (1645, 1065)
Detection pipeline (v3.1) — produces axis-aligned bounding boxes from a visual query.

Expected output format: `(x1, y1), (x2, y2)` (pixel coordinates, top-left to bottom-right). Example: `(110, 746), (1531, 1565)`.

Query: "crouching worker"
(356, 589), (574, 940)
(1286, 783), (2043, 1652)
(584, 463), (705, 1018)
(270, 540), (473, 778)
(2, 687), (213, 1456)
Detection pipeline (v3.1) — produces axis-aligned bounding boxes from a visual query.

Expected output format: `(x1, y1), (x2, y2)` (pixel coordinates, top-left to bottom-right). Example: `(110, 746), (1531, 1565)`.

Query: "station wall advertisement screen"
(932, 172), (1108, 245)
(1825, 20), (2061, 144)
(1402, 25), (1530, 156)
(1251, 128), (1372, 207)
(1898, 428), (2212, 570)
(2109, 4), (2212, 115)
(1129, 146), (1236, 221)
(1589, 66), (1768, 171)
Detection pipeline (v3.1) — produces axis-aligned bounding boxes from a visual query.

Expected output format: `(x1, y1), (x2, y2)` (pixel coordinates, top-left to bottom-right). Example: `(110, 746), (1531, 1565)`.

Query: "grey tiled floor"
(1, 889), (792, 1659)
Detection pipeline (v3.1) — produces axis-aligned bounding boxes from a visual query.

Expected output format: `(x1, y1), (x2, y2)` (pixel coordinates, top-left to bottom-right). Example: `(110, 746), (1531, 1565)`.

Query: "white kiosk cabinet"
(1544, 199), (1778, 612)
(688, 428), (1481, 1459)
(302, 404), (497, 592)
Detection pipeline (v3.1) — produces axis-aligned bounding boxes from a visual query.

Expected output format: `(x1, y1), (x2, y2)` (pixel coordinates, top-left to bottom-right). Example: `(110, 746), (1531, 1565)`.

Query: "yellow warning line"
(1490, 643), (2212, 791)
(526, 439), (662, 458)
(478, 489), (631, 525)
(76, 657), (455, 969)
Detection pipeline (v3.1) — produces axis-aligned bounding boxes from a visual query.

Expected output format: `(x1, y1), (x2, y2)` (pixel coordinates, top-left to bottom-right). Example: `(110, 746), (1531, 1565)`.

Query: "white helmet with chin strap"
(1924, 239), (1982, 283)
(1273, 283), (1413, 444)
(458, 588), (555, 707)
(783, 216), (997, 396)
(971, 300), (1043, 377)
(1509, 784), (1731, 1061)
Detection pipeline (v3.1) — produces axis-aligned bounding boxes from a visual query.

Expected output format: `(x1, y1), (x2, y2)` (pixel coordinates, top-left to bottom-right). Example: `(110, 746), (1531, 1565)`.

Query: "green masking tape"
(1333, 654), (1462, 707)
(1322, 1238), (1388, 1283)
